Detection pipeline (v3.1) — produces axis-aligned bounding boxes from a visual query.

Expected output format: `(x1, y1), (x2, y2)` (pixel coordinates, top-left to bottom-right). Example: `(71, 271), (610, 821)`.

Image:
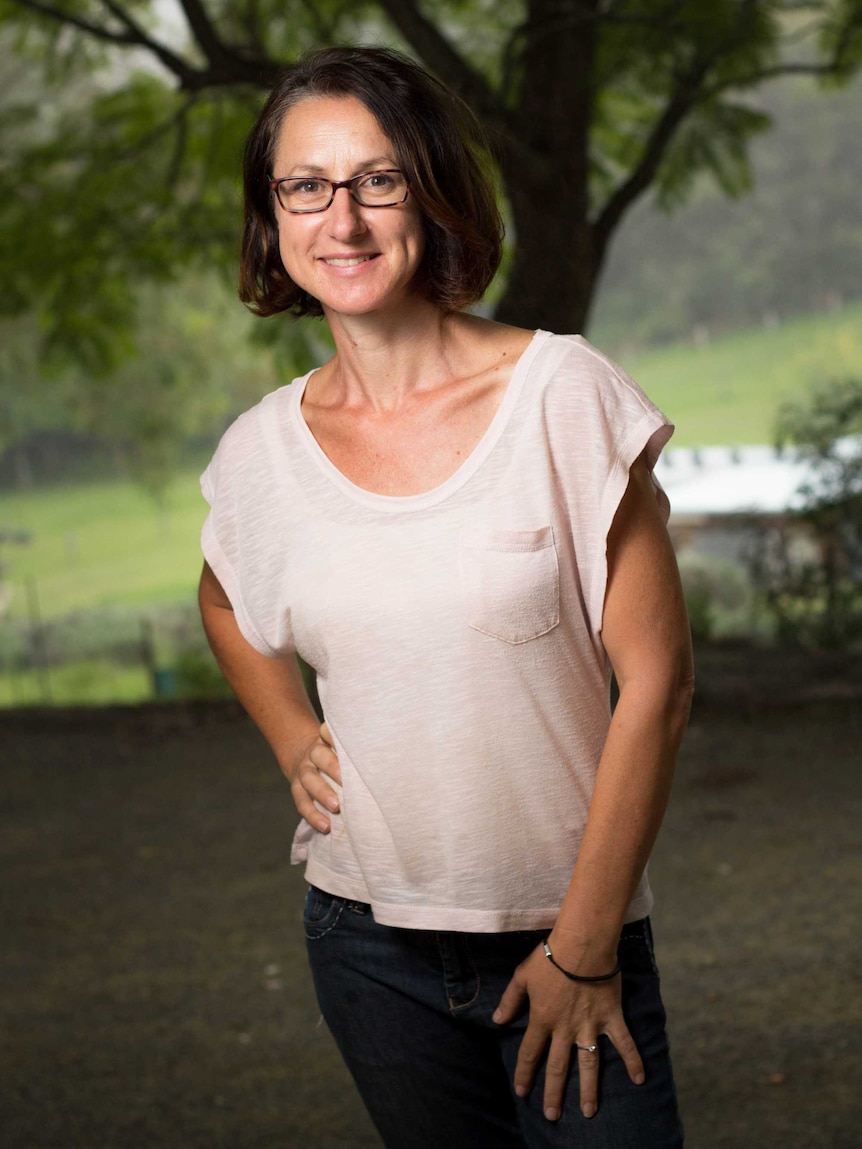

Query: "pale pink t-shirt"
(201, 331), (673, 931)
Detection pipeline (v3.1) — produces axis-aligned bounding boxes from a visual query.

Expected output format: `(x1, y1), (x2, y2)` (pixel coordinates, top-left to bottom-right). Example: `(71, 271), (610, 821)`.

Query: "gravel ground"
(1, 647), (860, 1148)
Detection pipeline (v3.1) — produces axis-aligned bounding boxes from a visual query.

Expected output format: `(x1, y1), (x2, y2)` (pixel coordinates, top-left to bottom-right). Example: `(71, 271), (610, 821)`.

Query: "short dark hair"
(239, 46), (504, 318)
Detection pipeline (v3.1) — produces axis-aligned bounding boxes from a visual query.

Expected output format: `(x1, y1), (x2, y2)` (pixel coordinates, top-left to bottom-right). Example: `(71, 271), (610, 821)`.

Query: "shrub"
(677, 552), (757, 642)
(750, 377), (862, 648)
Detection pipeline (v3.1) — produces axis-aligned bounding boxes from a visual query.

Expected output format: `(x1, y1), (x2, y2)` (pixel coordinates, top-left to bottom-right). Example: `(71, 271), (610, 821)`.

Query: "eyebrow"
(283, 156), (397, 178)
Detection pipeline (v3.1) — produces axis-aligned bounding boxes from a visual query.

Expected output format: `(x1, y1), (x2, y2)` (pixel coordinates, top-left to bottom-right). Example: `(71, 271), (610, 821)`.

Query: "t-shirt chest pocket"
(459, 525), (560, 644)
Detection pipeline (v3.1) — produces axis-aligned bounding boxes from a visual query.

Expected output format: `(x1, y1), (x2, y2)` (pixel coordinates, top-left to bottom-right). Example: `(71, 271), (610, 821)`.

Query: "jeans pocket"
(459, 525), (560, 644)
(303, 885), (346, 940)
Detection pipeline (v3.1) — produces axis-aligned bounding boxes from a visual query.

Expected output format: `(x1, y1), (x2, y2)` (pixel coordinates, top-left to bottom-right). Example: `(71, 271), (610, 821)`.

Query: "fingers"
(311, 728), (341, 786)
(511, 1023), (603, 1123)
(607, 1018), (645, 1087)
(317, 722), (342, 785)
(541, 1035), (574, 1122)
(290, 727), (341, 832)
(542, 1025), (641, 1123)
(290, 764), (334, 832)
(575, 1021), (642, 1119)
(511, 1020), (548, 1103)
(500, 973), (644, 1123)
(576, 1040), (600, 1120)
(492, 972), (528, 1027)
(508, 1017), (579, 1121)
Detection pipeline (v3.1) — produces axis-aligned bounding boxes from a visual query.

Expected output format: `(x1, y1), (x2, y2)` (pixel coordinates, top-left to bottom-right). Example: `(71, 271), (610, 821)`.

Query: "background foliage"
(3, 1), (862, 359)
(2, 2), (862, 700)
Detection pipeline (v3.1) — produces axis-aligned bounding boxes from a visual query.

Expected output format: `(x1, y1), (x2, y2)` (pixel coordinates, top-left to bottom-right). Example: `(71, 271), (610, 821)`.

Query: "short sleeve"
(200, 401), (296, 659)
(545, 336), (673, 638)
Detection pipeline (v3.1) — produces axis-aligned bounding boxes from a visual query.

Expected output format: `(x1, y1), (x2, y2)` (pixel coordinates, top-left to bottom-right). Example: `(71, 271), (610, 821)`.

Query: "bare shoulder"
(452, 315), (535, 381)
(488, 318), (535, 354)
(463, 314), (534, 355)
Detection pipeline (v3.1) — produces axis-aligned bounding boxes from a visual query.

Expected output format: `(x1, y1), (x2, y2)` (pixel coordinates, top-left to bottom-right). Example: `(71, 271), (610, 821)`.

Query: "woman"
(199, 45), (693, 1149)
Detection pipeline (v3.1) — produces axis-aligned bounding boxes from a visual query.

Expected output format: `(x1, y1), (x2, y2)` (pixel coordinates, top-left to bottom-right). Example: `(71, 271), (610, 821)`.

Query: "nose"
(326, 185), (367, 239)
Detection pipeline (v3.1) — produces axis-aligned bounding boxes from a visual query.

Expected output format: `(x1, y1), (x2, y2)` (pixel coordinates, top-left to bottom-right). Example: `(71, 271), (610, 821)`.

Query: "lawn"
(0, 659), (152, 708)
(1, 472), (206, 622)
(618, 300), (862, 446)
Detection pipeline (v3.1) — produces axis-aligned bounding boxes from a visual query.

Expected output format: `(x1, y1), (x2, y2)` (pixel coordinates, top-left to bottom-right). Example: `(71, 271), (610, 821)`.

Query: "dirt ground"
(1, 646), (860, 1149)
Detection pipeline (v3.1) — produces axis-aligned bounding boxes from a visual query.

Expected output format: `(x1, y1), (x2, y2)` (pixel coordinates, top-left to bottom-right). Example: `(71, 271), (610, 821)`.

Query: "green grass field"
(617, 301), (862, 445)
(0, 475), (207, 703)
(0, 660), (152, 708)
(1, 302), (861, 704)
(1, 471), (206, 622)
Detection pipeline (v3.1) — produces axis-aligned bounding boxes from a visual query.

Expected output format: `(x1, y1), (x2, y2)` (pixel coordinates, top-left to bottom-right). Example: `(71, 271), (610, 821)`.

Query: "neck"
(319, 301), (479, 412)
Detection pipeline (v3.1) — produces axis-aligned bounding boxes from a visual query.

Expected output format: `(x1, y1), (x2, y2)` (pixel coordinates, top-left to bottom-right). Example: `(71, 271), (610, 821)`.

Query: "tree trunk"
(493, 0), (600, 334)
(494, 193), (599, 334)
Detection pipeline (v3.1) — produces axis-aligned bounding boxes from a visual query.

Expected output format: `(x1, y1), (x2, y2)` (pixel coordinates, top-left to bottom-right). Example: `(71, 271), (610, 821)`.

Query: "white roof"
(655, 439), (858, 517)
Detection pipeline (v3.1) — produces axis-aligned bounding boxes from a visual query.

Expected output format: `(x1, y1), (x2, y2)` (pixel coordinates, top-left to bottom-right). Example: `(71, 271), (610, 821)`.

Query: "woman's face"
(271, 95), (426, 321)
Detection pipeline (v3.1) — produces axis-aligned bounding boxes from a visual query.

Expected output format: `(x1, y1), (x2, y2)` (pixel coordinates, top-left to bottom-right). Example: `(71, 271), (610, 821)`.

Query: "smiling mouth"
(321, 255), (378, 267)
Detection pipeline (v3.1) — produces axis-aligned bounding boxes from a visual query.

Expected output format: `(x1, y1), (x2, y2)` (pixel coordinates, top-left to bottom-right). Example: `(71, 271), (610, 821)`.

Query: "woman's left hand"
(493, 942), (644, 1122)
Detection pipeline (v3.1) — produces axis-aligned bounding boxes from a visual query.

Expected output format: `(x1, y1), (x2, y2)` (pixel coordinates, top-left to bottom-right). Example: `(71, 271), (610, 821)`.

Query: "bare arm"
(495, 454), (694, 1120)
(198, 561), (342, 832)
(552, 454), (694, 966)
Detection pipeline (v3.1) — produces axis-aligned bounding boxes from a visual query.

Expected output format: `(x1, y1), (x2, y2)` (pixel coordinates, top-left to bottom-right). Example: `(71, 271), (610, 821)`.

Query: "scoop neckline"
(286, 328), (551, 512)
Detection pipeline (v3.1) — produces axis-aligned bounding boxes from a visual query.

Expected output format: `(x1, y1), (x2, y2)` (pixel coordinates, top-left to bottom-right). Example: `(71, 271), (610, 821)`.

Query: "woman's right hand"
(288, 722), (342, 833)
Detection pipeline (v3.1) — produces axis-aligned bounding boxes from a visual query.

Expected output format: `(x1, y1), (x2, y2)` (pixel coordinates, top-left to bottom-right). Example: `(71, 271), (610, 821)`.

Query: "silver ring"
(576, 1043), (598, 1054)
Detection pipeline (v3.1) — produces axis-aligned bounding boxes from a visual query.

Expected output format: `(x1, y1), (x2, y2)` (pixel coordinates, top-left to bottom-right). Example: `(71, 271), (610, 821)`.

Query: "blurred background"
(2, 7), (861, 1149)
(1, 2), (861, 706)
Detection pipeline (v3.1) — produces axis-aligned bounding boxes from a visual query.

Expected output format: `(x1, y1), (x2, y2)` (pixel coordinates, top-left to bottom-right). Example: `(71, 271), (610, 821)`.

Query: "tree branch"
(700, 0), (862, 102)
(97, 1), (205, 80)
(374, 0), (510, 135)
(177, 0), (233, 68)
(166, 97), (192, 190)
(701, 59), (858, 100)
(10, 0), (138, 47)
(592, 60), (708, 254)
(12, 0), (286, 89)
(110, 92), (198, 166)
(500, 15), (530, 104)
(175, 0), (286, 88)
(98, 0), (149, 37)
(12, 0), (202, 86)
(592, 2), (862, 255)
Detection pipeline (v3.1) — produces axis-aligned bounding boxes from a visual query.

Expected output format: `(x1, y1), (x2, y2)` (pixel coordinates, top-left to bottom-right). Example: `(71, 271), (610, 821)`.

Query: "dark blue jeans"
(304, 886), (684, 1148)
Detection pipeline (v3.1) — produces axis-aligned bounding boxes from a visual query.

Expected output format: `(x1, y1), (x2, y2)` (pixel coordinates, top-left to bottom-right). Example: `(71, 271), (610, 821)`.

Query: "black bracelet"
(542, 940), (621, 983)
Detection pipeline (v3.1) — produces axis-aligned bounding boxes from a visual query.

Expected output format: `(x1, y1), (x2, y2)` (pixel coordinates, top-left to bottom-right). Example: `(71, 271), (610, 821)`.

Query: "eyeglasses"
(268, 169), (409, 214)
